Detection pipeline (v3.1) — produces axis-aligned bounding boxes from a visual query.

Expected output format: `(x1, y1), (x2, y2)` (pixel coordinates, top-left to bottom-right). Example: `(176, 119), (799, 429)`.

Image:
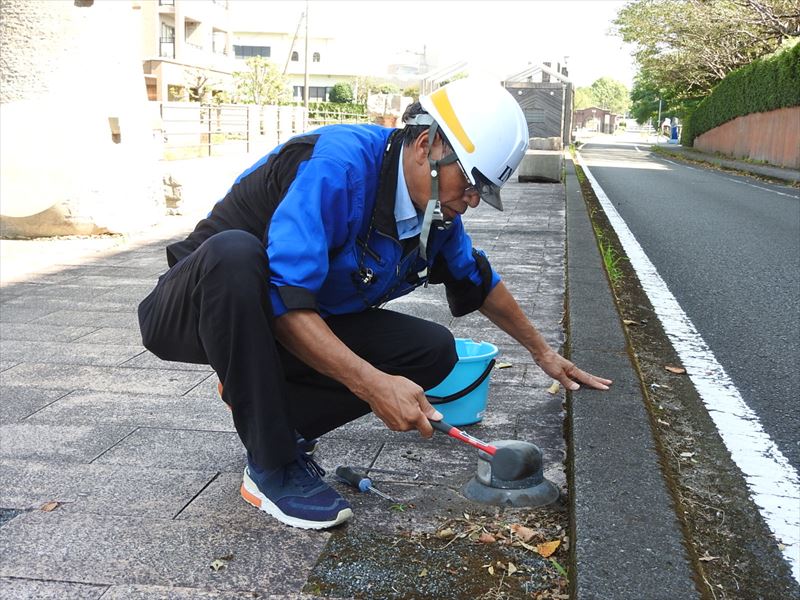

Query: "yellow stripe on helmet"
(430, 87), (475, 154)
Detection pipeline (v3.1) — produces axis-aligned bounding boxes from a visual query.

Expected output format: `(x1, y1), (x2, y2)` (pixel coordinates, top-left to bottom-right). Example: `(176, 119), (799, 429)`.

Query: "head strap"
(418, 121), (456, 279)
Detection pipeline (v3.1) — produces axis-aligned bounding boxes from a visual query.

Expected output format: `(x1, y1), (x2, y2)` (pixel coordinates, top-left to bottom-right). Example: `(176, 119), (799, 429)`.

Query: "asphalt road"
(579, 136), (800, 472)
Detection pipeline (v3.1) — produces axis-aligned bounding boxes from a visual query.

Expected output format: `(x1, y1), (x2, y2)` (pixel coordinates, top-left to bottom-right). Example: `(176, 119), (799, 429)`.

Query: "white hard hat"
(419, 78), (529, 211)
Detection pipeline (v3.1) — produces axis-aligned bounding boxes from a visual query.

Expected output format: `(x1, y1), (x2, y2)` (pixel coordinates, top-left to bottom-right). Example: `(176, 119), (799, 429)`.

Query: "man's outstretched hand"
(536, 348), (612, 391)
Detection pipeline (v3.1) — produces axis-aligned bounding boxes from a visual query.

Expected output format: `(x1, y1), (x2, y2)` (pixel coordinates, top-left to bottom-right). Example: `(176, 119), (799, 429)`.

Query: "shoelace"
(285, 453), (326, 493)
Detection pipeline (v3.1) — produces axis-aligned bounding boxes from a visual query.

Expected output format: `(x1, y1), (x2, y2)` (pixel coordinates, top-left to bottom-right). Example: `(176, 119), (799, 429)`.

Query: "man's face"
(437, 155), (482, 220)
(408, 134), (481, 219)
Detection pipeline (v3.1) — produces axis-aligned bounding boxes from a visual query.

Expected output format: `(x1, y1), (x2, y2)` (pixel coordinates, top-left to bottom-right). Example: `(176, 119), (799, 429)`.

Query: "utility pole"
(303, 0), (309, 109)
(656, 96), (662, 141)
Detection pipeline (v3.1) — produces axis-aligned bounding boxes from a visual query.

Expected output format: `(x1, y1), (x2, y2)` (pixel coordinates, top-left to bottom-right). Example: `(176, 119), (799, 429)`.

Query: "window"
(312, 52), (320, 63)
(233, 45), (271, 59)
(160, 22), (175, 58)
(291, 51), (299, 62)
(294, 86), (332, 102)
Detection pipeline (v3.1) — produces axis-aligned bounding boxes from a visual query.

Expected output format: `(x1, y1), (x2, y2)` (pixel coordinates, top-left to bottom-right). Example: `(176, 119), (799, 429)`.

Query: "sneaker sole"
(240, 468), (352, 530)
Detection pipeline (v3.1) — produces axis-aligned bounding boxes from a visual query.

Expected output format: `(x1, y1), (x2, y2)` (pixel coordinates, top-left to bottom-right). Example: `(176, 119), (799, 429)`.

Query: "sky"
(231, 0), (636, 88)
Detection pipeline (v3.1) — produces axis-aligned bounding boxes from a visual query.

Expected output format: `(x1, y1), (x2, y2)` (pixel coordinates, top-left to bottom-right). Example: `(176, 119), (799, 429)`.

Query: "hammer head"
(481, 440), (543, 485)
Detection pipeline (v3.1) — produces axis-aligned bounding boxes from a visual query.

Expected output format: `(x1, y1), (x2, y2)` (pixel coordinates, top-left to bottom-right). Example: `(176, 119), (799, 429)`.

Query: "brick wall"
(693, 106), (800, 170)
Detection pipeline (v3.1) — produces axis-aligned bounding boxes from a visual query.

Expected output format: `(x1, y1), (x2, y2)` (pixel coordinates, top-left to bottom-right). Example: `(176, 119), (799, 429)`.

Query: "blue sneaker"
(241, 454), (352, 529)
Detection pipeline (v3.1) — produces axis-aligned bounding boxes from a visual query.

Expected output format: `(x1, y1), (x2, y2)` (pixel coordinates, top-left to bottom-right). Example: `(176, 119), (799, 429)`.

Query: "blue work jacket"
(166, 124), (500, 318)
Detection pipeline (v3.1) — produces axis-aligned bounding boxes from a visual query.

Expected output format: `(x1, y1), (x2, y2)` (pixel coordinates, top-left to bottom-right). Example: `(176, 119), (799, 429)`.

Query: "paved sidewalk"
(652, 143), (800, 183)
(0, 172), (568, 598)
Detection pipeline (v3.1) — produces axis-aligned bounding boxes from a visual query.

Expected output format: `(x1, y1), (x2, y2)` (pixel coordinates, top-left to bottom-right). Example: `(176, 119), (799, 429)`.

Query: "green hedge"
(682, 41), (800, 145)
(307, 102), (366, 118)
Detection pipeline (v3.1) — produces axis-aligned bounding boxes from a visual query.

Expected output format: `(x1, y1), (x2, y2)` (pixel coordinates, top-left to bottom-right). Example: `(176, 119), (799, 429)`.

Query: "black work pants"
(137, 230), (457, 471)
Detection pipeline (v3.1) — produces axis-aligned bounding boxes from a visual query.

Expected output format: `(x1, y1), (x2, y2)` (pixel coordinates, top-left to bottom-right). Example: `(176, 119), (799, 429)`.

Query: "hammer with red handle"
(429, 419), (537, 481)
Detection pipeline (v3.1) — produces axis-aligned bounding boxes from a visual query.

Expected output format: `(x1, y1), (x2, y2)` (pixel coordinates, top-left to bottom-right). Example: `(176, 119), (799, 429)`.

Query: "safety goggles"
(456, 160), (504, 211)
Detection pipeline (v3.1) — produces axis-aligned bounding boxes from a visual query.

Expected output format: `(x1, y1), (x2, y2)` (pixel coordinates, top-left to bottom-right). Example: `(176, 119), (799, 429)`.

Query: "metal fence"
(156, 102), (369, 160)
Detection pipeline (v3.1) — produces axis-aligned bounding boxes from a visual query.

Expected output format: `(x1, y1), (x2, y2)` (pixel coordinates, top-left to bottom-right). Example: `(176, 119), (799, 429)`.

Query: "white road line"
(722, 177), (799, 198)
(576, 151), (800, 584)
(634, 145), (642, 153)
(661, 157), (700, 171)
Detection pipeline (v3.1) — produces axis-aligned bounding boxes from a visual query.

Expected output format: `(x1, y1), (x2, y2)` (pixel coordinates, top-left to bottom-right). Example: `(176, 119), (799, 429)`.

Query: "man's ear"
(413, 128), (443, 165)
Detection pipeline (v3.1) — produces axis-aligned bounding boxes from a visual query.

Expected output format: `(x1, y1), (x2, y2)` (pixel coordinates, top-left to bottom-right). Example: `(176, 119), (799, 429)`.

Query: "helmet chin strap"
(418, 121), (456, 279)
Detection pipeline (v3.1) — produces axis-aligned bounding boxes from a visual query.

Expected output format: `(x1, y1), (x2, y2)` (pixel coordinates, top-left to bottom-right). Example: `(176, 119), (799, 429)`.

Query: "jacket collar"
(372, 129), (404, 239)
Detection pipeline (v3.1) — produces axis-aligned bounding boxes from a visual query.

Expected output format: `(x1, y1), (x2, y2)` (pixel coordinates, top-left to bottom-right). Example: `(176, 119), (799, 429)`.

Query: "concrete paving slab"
(72, 326), (146, 346)
(0, 293), (145, 314)
(0, 363), (208, 396)
(30, 309), (139, 328)
(0, 577), (108, 599)
(96, 284), (161, 303)
(0, 304), (58, 323)
(0, 340), (144, 368)
(27, 390), (234, 431)
(0, 322), (99, 343)
(0, 423), (133, 463)
(0, 385), (69, 423)
(0, 459), (216, 518)
(121, 350), (216, 372)
(0, 511), (328, 594)
(94, 427), (245, 473)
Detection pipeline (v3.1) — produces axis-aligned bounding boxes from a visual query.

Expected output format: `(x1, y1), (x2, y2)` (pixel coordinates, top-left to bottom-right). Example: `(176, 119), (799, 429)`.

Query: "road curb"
(564, 156), (700, 599)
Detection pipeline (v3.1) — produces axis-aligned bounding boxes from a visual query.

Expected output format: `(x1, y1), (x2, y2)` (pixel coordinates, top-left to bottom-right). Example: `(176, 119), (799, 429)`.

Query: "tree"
(590, 77), (631, 114)
(185, 68), (217, 103)
(613, 0), (800, 100)
(329, 82), (354, 103)
(233, 57), (290, 105)
(574, 86), (596, 110)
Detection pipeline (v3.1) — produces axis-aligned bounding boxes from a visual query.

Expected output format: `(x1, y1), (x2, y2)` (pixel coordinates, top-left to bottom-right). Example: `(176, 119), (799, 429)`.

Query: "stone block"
(0, 385), (68, 423)
(529, 136), (563, 151)
(0, 459), (216, 518)
(0, 363), (208, 395)
(0, 423), (133, 463)
(0, 512), (327, 593)
(0, 578), (107, 599)
(94, 427), (245, 472)
(27, 390), (233, 432)
(517, 150), (564, 183)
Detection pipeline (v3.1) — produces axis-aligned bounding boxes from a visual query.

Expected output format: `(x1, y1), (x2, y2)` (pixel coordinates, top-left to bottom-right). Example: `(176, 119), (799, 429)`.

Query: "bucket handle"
(427, 359), (496, 404)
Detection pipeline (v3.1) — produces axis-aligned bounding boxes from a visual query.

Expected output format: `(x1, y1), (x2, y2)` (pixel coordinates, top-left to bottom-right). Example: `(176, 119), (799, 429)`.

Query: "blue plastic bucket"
(425, 338), (499, 426)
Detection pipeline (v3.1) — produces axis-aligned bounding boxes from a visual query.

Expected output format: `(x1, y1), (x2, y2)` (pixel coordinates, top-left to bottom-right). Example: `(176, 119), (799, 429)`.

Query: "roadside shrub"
(682, 41), (800, 145)
(329, 82), (354, 104)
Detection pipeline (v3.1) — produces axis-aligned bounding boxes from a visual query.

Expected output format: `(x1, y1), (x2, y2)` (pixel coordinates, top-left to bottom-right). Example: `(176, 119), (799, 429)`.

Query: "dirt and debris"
(576, 162), (799, 599)
(305, 507), (569, 599)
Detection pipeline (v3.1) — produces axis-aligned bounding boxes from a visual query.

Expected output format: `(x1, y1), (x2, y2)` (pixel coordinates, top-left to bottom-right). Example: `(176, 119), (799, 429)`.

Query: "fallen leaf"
(488, 565), (495, 576)
(536, 540), (561, 557)
(507, 562), (518, 575)
(495, 361), (513, 369)
(698, 555), (719, 562)
(209, 559), (227, 572)
(679, 452), (695, 458)
(623, 319), (639, 326)
(40, 501), (60, 512)
(518, 540), (537, 551)
(478, 532), (496, 544)
(436, 527), (455, 539)
(665, 365), (686, 374)
(418, 568), (428, 577)
(510, 524), (536, 542)
(547, 382), (560, 395)
(657, 418), (670, 427)
(463, 512), (470, 520)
